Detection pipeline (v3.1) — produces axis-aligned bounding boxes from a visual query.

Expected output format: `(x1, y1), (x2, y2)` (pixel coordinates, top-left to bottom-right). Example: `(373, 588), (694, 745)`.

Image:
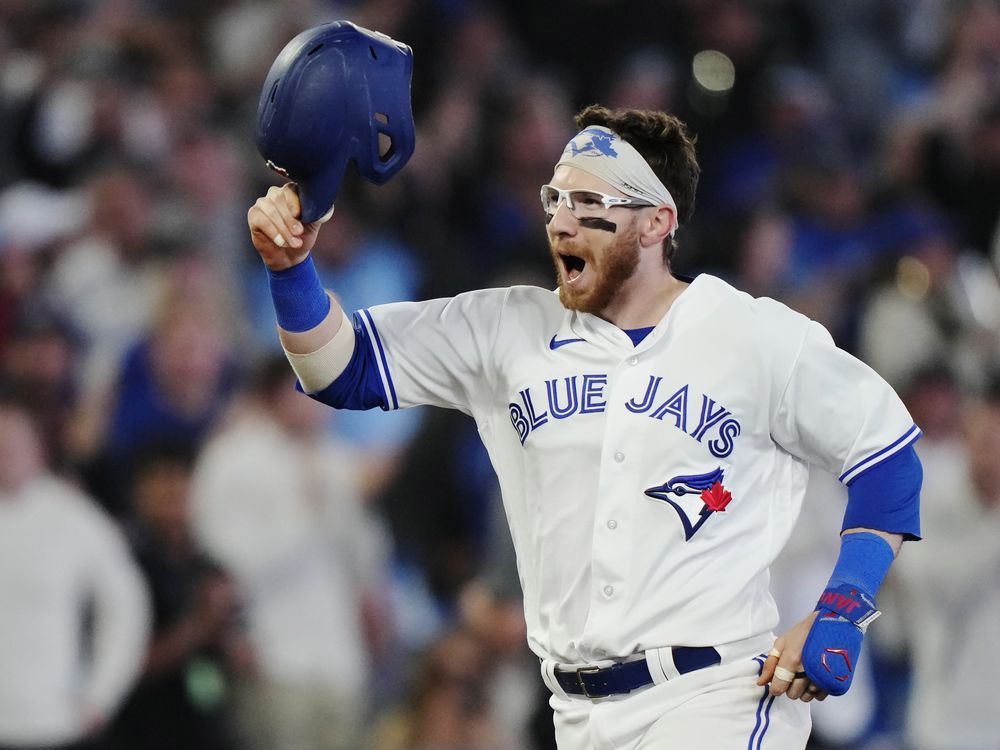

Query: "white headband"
(556, 126), (678, 222)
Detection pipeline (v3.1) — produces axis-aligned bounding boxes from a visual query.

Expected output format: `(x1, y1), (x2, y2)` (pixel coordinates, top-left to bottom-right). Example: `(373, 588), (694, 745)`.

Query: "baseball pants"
(547, 654), (811, 749)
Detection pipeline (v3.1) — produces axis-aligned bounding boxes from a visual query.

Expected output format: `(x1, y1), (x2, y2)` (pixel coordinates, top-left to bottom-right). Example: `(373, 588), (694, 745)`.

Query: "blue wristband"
(826, 531), (894, 595)
(267, 256), (331, 332)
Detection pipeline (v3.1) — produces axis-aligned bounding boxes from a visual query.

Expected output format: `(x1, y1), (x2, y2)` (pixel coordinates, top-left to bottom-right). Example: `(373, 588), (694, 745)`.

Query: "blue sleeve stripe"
(839, 424), (921, 484)
(360, 308), (398, 410)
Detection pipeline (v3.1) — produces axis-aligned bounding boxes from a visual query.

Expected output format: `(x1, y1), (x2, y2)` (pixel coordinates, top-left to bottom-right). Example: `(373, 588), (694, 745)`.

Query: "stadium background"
(0, 0), (998, 748)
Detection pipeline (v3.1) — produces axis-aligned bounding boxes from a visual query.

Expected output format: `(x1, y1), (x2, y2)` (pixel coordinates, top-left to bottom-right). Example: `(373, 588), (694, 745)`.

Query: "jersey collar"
(561, 273), (707, 354)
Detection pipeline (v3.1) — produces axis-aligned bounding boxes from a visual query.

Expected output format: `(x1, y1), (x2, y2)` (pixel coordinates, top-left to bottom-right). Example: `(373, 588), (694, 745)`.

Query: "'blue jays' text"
(507, 374), (742, 457)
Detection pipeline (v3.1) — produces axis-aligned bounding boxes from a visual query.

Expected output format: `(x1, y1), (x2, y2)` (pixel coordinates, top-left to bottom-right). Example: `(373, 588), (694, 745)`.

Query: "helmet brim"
(296, 150), (350, 223)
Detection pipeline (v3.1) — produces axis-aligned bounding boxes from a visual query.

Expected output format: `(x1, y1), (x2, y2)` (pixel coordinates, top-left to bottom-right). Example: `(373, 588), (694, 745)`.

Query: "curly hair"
(574, 105), (700, 264)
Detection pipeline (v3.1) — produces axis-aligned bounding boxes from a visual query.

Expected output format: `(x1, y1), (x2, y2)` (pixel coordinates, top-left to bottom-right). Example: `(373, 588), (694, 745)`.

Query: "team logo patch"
(569, 127), (619, 158)
(644, 468), (733, 541)
(265, 159), (291, 178)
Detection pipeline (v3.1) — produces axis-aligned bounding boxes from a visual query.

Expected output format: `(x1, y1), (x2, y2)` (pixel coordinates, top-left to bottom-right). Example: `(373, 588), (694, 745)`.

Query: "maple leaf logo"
(700, 481), (732, 512)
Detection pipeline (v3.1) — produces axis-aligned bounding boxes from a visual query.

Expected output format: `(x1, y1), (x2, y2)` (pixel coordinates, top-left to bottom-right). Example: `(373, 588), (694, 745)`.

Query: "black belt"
(554, 646), (721, 698)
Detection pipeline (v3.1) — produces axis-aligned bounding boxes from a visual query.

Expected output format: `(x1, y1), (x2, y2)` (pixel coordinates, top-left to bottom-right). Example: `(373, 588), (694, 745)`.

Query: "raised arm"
(248, 183), (356, 391)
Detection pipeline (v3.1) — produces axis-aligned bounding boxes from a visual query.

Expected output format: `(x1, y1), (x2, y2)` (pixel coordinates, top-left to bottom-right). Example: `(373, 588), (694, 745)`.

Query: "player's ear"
(640, 205), (675, 248)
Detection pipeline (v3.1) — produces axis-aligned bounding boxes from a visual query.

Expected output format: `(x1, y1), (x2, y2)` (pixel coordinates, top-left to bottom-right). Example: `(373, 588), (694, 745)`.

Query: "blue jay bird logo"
(645, 468), (733, 541)
(569, 128), (619, 158)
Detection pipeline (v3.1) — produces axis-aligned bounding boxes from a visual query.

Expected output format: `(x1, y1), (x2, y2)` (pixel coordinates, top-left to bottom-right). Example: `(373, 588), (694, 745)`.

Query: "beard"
(551, 223), (641, 314)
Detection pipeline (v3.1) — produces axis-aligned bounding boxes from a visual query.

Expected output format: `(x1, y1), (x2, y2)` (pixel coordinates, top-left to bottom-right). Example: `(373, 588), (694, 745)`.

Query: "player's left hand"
(757, 611), (829, 702)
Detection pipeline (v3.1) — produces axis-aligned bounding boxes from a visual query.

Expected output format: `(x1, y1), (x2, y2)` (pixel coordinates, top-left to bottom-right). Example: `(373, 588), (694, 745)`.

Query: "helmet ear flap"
(354, 110), (412, 183)
(255, 21), (415, 222)
(353, 41), (415, 185)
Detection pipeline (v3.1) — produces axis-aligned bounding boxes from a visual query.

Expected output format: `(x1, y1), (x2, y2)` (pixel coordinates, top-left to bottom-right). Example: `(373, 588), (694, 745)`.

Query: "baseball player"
(248, 23), (922, 749)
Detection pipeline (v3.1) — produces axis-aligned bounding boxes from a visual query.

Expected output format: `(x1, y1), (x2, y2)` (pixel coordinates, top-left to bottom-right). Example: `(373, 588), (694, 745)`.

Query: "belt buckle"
(576, 665), (602, 698)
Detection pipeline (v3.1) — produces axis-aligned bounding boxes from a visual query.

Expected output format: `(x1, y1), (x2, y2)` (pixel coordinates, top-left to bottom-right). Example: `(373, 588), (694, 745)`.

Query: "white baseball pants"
(546, 652), (811, 749)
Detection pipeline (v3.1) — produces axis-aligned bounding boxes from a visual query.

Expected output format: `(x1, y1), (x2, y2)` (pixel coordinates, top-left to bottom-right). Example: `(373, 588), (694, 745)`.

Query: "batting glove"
(801, 582), (880, 696)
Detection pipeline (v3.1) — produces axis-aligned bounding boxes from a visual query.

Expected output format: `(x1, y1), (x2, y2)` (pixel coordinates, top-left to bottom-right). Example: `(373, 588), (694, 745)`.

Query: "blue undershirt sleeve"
(301, 311), (391, 411)
(843, 444), (922, 540)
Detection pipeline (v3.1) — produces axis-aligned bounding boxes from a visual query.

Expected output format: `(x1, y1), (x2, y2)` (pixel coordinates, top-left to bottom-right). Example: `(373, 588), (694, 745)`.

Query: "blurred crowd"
(0, 0), (998, 749)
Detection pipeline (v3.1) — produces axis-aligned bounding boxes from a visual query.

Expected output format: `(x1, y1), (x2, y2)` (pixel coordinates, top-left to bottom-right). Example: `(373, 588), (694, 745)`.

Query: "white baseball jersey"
(335, 273), (919, 665)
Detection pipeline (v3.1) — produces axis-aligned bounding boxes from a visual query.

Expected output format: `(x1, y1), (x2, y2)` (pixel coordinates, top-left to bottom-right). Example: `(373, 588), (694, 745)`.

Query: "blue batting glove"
(801, 583), (880, 696)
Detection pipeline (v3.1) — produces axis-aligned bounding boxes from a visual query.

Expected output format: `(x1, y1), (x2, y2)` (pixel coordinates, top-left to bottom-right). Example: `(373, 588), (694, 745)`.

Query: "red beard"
(551, 223), (640, 314)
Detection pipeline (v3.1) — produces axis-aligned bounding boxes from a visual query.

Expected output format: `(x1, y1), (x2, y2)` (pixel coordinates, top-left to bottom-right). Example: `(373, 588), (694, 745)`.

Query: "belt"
(554, 646), (721, 698)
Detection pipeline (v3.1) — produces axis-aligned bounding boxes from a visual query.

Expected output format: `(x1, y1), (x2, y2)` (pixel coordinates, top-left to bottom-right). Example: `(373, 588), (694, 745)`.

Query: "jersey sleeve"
(771, 320), (921, 485)
(316, 288), (509, 417)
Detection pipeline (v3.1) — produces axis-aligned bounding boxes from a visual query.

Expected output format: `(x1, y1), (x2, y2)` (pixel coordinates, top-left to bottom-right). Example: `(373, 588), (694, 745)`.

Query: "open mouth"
(560, 253), (587, 283)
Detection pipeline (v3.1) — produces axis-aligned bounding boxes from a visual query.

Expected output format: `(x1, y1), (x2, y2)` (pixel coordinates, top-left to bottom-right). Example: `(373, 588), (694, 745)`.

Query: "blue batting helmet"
(256, 21), (415, 222)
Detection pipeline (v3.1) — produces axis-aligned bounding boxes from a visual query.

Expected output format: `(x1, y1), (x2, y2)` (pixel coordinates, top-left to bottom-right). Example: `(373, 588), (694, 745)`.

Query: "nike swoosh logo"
(549, 335), (586, 350)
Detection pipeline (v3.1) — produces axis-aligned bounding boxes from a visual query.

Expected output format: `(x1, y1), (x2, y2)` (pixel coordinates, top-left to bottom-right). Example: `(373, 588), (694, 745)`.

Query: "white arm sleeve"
(284, 307), (356, 394)
(770, 321), (920, 483)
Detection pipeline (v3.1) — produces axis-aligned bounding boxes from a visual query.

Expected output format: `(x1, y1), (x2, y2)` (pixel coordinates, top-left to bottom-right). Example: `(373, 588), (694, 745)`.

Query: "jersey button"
(603, 585), (614, 597)
(613, 451), (625, 463)
(607, 519), (618, 530)
(628, 356), (638, 366)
